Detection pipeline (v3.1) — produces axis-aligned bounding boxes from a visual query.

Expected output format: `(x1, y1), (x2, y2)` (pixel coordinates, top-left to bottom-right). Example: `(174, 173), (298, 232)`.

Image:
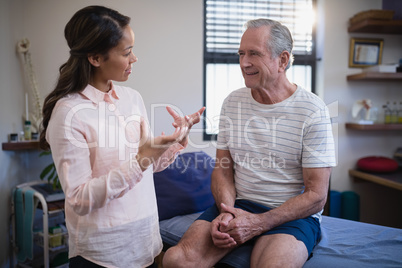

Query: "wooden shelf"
(348, 19), (402, 34)
(346, 123), (402, 130)
(347, 72), (402, 81)
(350, 169), (402, 191)
(2, 141), (40, 151)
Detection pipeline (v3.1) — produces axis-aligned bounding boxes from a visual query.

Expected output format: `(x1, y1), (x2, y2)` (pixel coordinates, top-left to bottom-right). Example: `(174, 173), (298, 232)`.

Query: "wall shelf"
(345, 123), (402, 130)
(347, 72), (402, 81)
(349, 169), (402, 191)
(348, 19), (402, 34)
(2, 141), (40, 151)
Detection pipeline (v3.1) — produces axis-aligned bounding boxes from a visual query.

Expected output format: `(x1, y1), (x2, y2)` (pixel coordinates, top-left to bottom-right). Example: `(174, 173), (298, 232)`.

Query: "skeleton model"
(17, 38), (42, 133)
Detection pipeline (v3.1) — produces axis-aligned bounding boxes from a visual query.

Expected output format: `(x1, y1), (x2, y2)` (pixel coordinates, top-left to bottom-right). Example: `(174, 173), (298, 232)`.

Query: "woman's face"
(91, 25), (137, 91)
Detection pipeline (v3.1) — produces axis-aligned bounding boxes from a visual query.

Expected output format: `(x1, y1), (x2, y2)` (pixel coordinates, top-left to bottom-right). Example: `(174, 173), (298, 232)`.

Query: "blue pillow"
(154, 151), (215, 220)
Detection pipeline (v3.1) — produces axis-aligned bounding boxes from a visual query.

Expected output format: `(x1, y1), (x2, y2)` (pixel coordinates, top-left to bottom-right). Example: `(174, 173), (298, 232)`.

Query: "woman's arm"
(48, 105), (144, 216)
(48, 103), (183, 216)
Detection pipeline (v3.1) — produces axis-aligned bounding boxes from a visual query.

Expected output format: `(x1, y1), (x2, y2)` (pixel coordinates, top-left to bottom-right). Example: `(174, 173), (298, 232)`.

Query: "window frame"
(202, 0), (317, 141)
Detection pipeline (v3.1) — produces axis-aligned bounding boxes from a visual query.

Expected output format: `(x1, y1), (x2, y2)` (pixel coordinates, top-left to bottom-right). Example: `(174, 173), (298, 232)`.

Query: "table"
(349, 168), (402, 191)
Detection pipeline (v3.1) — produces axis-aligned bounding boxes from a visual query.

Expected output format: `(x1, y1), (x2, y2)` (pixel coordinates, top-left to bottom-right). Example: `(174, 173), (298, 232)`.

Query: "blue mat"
(14, 188), (36, 262)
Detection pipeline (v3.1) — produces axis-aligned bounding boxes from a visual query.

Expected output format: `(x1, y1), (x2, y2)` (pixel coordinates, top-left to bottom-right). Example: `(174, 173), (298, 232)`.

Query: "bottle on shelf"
(398, 101), (402, 124)
(383, 102), (392, 124)
(391, 101), (399, 124)
(24, 120), (32, 140)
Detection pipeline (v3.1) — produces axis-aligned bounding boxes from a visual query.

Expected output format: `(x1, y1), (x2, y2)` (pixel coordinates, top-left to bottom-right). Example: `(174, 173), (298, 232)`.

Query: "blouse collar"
(81, 83), (120, 104)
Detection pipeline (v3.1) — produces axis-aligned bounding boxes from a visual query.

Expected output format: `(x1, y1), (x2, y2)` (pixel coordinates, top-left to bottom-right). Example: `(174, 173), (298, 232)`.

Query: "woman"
(39, 6), (204, 268)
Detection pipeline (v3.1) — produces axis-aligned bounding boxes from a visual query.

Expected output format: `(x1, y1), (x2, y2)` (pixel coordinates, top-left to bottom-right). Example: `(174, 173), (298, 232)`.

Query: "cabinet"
(12, 181), (68, 268)
(346, 16), (402, 184)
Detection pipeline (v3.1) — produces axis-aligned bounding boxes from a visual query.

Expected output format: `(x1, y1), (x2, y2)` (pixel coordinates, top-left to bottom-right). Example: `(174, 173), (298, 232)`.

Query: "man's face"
(238, 26), (281, 90)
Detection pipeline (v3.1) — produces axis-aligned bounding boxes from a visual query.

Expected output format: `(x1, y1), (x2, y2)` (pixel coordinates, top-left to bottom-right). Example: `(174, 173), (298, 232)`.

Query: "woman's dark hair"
(39, 6), (130, 150)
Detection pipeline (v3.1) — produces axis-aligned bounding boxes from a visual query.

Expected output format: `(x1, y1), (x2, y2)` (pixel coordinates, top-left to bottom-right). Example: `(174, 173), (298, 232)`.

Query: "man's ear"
(278, 51), (290, 72)
(88, 54), (101, 67)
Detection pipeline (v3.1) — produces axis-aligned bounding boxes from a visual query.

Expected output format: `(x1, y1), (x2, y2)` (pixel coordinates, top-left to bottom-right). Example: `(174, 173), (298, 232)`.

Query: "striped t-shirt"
(217, 86), (336, 220)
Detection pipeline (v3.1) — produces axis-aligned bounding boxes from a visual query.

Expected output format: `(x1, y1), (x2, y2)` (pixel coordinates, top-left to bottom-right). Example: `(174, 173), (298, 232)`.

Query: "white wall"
(319, 0), (402, 228)
(0, 1), (56, 267)
(1, 0), (401, 266)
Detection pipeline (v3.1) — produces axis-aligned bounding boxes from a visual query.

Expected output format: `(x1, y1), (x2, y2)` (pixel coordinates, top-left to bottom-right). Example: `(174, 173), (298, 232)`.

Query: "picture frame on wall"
(349, 38), (384, 68)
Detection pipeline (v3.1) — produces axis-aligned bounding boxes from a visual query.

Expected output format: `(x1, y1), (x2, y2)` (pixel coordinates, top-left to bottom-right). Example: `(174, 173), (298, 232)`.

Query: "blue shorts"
(196, 199), (321, 255)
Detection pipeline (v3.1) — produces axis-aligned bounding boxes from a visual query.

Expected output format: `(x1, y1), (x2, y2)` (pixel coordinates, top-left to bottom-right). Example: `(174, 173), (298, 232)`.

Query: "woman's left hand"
(166, 106), (205, 147)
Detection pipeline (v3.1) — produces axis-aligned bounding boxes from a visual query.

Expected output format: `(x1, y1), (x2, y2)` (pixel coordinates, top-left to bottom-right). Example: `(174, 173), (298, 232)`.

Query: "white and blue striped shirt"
(217, 86), (336, 220)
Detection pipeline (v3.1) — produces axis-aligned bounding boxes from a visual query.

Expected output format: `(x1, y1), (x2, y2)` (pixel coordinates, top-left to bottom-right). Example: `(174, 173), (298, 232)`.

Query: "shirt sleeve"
(153, 143), (184, 173)
(47, 103), (144, 216)
(302, 105), (337, 168)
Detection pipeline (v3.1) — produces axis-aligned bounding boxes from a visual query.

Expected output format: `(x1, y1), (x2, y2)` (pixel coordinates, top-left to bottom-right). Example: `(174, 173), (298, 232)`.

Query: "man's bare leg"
(250, 233), (308, 268)
(163, 220), (233, 268)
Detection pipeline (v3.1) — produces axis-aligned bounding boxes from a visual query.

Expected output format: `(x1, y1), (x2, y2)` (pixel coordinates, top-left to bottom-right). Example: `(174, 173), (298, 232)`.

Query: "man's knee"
(163, 243), (195, 268)
(162, 246), (180, 268)
(251, 234), (308, 268)
(163, 220), (219, 268)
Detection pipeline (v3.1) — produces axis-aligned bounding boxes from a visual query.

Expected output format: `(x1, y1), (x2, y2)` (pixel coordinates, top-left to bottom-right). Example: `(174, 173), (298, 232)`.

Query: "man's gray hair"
(244, 18), (294, 70)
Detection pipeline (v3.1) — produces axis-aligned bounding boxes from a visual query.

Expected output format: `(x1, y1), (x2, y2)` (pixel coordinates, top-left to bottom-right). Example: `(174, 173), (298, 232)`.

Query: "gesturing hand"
(136, 117), (183, 171)
(166, 106), (205, 147)
(136, 106), (205, 171)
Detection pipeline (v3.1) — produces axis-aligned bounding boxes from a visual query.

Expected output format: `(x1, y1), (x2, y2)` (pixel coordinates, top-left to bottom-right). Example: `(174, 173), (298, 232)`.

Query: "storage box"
(35, 232), (65, 248)
(49, 233), (63, 248)
(49, 226), (62, 234)
(349, 9), (395, 25)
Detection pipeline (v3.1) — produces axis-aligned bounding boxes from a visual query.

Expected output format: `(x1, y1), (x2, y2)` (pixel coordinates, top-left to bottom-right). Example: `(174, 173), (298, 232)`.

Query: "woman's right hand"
(136, 117), (185, 171)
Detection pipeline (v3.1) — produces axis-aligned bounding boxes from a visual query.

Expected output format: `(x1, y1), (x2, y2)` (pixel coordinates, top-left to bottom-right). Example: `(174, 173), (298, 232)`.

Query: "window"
(203, 0), (316, 140)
